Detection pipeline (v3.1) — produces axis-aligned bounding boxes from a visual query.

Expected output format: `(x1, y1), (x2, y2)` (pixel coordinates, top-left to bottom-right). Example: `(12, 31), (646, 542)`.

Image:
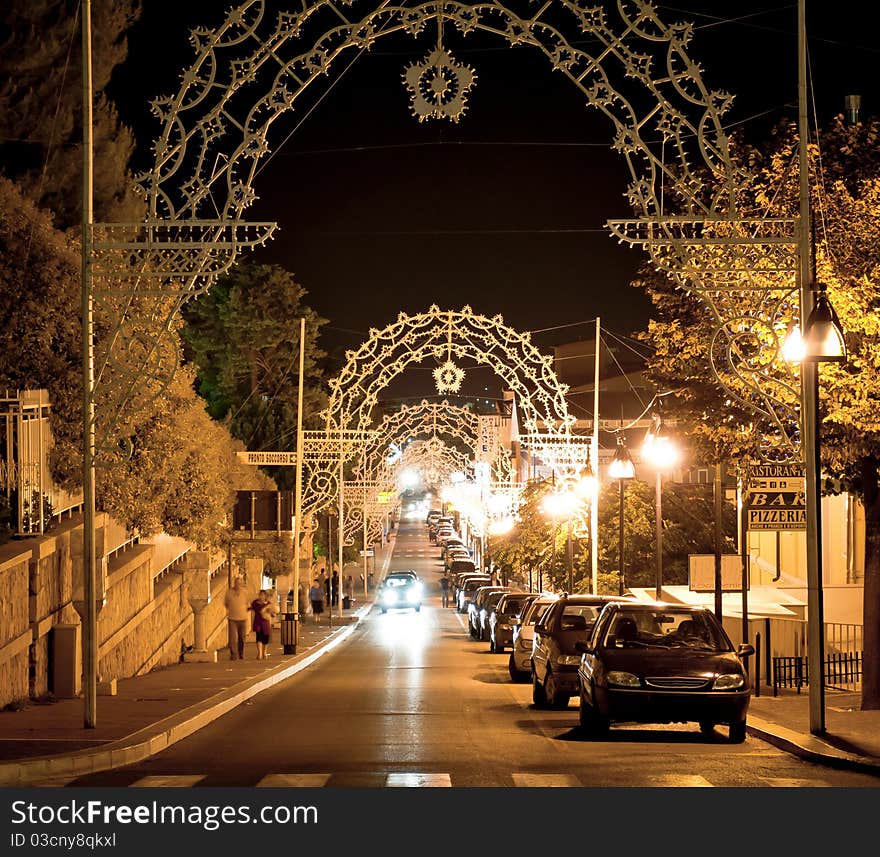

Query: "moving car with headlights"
(509, 593), (558, 682)
(576, 602), (754, 742)
(377, 571), (423, 613)
(532, 594), (631, 708)
(489, 591), (539, 653)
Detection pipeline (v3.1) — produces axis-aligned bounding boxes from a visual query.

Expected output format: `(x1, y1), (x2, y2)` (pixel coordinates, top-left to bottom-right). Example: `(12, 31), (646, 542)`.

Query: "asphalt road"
(67, 517), (880, 788)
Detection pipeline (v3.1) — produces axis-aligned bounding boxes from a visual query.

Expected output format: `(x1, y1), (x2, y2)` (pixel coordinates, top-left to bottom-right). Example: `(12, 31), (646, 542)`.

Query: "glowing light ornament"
(433, 359), (465, 394)
(403, 14), (475, 123)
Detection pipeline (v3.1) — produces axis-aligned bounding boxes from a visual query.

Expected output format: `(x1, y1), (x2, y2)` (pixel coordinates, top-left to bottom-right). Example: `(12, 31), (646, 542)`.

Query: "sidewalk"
(1, 524), (878, 784)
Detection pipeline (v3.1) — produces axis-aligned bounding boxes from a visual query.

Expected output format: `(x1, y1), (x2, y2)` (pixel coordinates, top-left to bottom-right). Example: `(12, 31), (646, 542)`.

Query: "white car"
(508, 594), (558, 681)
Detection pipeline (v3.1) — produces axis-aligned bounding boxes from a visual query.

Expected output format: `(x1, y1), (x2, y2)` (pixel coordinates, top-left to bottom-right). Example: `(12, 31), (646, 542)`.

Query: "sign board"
(745, 463), (806, 531)
(359, 549), (375, 557)
(233, 490), (294, 532)
(688, 554), (747, 593)
(376, 491), (396, 505)
(237, 450), (297, 466)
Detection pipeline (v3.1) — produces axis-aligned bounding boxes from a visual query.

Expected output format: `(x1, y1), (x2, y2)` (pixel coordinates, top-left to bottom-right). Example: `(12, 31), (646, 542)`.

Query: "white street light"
(641, 414), (680, 600)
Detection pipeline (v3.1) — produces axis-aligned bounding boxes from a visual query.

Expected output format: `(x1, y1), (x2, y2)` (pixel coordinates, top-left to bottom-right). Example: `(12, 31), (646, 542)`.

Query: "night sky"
(109, 1), (880, 394)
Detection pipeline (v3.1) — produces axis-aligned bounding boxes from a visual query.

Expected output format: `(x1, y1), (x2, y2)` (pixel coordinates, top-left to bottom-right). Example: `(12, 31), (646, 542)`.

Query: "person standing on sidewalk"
(251, 590), (274, 660)
(309, 579), (325, 623)
(224, 576), (249, 660)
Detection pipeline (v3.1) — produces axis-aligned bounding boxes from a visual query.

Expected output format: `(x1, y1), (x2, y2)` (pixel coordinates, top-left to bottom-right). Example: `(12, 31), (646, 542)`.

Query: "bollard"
(281, 612), (299, 655)
(754, 632), (761, 697)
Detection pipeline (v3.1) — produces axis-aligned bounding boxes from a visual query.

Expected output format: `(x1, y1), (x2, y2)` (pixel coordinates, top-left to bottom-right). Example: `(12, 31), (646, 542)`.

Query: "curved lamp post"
(641, 414), (680, 601)
(608, 435), (635, 595)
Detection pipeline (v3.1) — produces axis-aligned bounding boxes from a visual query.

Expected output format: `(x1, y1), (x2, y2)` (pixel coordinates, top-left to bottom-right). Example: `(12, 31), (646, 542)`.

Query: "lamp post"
(781, 0), (847, 737)
(641, 414), (679, 601)
(608, 435), (635, 595)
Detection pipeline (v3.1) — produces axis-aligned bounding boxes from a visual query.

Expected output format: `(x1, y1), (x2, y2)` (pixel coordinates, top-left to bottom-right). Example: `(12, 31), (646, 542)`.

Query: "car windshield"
(501, 594), (531, 614)
(603, 610), (729, 651)
(524, 600), (553, 625)
(384, 576), (416, 588)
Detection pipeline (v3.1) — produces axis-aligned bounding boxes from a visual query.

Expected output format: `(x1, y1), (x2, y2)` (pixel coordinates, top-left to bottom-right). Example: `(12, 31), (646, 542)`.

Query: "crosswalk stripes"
(99, 771), (834, 788)
(386, 772), (452, 787)
(511, 773), (581, 787)
(129, 775), (205, 787)
(256, 774), (332, 787)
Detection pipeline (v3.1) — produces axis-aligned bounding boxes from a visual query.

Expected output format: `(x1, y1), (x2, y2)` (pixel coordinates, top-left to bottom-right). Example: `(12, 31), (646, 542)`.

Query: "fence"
(772, 651), (863, 695)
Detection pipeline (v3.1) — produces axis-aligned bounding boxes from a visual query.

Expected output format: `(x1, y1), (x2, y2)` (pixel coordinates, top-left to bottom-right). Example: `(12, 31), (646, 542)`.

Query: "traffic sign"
(237, 450), (297, 466)
(359, 549), (375, 557)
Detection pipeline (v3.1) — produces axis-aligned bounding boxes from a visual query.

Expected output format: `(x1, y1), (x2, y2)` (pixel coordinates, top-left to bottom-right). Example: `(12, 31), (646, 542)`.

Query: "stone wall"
(0, 513), (231, 704)
(0, 546), (30, 708)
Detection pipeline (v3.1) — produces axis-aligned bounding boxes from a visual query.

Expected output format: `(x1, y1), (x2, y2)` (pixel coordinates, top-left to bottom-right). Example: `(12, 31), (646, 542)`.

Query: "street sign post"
(236, 450), (297, 466)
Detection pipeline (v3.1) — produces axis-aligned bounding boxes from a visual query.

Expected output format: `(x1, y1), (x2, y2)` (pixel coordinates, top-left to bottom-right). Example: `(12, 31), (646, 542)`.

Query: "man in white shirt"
(224, 576), (249, 659)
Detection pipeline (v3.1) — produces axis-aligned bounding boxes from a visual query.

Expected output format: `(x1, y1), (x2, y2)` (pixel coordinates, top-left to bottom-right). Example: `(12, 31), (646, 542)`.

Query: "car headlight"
(606, 671), (641, 688)
(713, 673), (746, 690)
(382, 590), (397, 604)
(499, 623), (511, 630)
(557, 654), (580, 666)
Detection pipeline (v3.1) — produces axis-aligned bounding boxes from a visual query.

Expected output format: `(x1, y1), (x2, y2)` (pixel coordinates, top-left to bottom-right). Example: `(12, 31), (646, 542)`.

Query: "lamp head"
(803, 284), (846, 362)
(608, 436), (635, 480)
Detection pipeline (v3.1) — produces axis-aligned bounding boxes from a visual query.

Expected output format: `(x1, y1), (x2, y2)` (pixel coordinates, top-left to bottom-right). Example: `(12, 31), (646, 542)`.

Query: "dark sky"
(110, 1), (880, 394)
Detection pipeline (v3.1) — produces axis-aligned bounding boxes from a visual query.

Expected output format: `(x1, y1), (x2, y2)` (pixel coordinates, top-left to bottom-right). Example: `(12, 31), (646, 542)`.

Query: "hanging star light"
(433, 359), (465, 394)
(403, 48), (476, 123)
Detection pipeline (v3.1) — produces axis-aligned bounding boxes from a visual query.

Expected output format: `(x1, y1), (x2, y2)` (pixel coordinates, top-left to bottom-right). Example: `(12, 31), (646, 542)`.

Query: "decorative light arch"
(91, 0), (803, 467)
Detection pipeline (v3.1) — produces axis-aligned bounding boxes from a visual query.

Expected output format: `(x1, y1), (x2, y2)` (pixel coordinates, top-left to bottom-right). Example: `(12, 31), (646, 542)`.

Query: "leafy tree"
(636, 116), (880, 708)
(181, 260), (329, 490)
(0, 0), (143, 230)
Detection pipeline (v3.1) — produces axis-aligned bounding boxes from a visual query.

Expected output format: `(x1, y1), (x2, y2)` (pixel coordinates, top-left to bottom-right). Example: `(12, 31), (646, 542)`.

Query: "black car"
(576, 601), (754, 743)
(488, 591), (539, 654)
(531, 594), (632, 709)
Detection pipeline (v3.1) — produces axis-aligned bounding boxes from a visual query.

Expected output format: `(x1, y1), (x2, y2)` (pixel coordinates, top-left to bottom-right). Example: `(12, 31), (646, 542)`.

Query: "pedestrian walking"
(224, 576), (249, 660)
(309, 578), (325, 623)
(331, 570), (340, 606)
(251, 590), (275, 660)
(439, 573), (451, 608)
(343, 574), (354, 609)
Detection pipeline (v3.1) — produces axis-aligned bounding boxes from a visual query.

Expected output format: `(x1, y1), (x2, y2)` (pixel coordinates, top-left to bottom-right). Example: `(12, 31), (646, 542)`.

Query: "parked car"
(441, 538), (466, 560)
(448, 559), (477, 579)
(489, 591), (539, 653)
(576, 601), (755, 742)
(377, 571), (423, 614)
(532, 594), (632, 708)
(476, 588), (512, 641)
(509, 594), (558, 681)
(468, 586), (508, 638)
(456, 574), (492, 613)
(444, 547), (471, 569)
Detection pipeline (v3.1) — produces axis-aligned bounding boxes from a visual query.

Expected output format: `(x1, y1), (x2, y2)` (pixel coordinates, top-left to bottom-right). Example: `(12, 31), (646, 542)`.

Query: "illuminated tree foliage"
(637, 116), (880, 708)
(181, 260), (329, 491)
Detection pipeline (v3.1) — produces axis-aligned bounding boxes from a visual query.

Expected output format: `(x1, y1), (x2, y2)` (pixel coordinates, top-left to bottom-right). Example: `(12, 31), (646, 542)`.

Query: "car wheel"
(728, 719), (747, 744)
(415, 604), (421, 612)
(699, 721), (715, 736)
(545, 669), (569, 709)
(509, 653), (526, 682)
(489, 636), (496, 653)
(380, 607), (387, 614)
(532, 665), (547, 707)
(578, 683), (609, 738)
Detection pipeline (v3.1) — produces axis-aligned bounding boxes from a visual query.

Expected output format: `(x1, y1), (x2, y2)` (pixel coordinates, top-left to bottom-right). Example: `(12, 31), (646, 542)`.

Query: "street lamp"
(608, 435), (635, 595)
(641, 414), (680, 601)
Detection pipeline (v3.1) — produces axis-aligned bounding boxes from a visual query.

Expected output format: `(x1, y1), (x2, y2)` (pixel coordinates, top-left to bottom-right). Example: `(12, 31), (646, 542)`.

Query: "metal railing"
(772, 651), (863, 695)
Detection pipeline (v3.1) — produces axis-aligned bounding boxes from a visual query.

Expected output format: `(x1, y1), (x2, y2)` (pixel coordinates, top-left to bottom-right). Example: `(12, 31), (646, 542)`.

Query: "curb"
(747, 717), (880, 777)
(0, 606), (371, 787)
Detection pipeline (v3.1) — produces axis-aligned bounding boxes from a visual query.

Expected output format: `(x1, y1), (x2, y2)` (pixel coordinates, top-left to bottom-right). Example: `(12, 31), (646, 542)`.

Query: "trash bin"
(342, 596), (351, 610)
(280, 612), (299, 655)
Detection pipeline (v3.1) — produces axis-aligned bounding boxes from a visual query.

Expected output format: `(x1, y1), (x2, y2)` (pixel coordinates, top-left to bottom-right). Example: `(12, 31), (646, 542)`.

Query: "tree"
(0, 0), (144, 230)
(636, 116), (880, 709)
(181, 260), (329, 490)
